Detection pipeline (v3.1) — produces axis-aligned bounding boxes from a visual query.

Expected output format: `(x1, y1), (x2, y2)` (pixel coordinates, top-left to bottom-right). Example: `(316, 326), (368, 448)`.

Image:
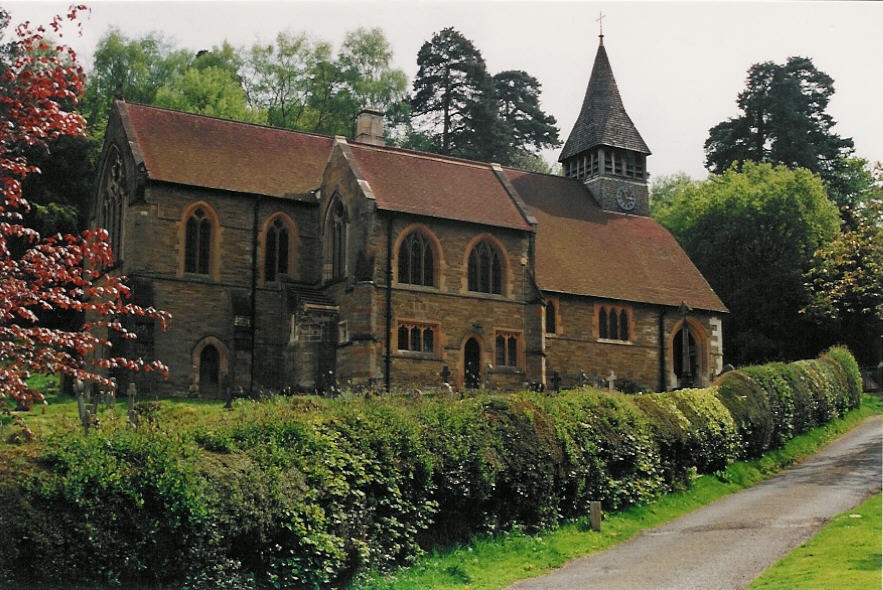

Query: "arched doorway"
(464, 337), (481, 389)
(673, 327), (698, 388)
(199, 344), (221, 396)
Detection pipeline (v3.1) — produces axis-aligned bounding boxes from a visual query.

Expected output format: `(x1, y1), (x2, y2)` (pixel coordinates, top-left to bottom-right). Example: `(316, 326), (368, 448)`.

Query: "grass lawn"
(748, 492), (882, 590)
(350, 396), (883, 590)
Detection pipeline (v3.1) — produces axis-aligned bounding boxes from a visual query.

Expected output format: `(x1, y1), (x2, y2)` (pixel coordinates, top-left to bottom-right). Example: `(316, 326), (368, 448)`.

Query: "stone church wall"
(366, 214), (535, 390)
(544, 298), (661, 391)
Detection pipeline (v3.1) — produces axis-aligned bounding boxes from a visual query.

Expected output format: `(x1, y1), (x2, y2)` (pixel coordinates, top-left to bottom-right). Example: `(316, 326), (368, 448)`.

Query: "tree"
(650, 172), (699, 217)
(81, 28), (191, 135)
(825, 156), (880, 226)
(241, 31), (334, 132)
(410, 29), (559, 165)
(153, 42), (258, 121)
(1, 7), (170, 404)
(705, 57), (854, 192)
(337, 27), (408, 114)
(493, 70), (560, 159)
(154, 61), (259, 122)
(410, 27), (507, 161)
(803, 196), (883, 369)
(653, 162), (840, 364)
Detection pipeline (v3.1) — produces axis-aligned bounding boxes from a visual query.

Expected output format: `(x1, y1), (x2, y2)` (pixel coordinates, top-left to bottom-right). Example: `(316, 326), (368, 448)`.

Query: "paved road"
(509, 415), (882, 590)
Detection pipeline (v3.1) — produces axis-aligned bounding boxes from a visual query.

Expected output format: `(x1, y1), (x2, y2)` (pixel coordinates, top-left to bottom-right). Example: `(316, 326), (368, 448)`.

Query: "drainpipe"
(384, 216), (393, 392)
(658, 309), (666, 392)
(250, 196), (260, 393)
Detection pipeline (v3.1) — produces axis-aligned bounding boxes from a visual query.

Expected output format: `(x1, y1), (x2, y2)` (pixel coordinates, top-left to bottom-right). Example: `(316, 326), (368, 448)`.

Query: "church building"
(92, 36), (727, 397)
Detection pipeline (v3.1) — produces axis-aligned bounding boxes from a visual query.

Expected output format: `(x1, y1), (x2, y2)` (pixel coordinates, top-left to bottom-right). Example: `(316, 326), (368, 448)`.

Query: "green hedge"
(715, 346), (862, 458)
(0, 347), (863, 588)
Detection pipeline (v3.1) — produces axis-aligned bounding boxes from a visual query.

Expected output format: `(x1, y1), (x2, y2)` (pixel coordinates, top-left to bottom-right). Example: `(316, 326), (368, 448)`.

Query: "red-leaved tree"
(1, 6), (170, 405)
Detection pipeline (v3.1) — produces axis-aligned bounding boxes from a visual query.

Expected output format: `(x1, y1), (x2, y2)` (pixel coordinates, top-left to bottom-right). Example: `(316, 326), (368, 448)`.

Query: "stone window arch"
(467, 236), (505, 295)
(179, 202), (219, 278)
(396, 226), (440, 287)
(596, 304), (632, 342)
(324, 197), (347, 280)
(261, 213), (296, 283)
(545, 298), (559, 334)
(668, 318), (709, 388)
(97, 145), (125, 264)
(494, 331), (521, 368)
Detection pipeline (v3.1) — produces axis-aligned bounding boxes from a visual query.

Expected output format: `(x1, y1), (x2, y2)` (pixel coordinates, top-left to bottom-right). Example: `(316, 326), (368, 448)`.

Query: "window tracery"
(597, 305), (631, 342)
(101, 148), (125, 262)
(468, 239), (502, 294)
(185, 207), (212, 275)
(398, 229), (436, 287)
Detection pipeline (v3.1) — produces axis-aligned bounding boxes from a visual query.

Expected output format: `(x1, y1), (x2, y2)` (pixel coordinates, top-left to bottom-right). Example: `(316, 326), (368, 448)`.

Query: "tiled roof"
(559, 40), (651, 161)
(118, 102), (333, 198)
(346, 143), (533, 231)
(505, 169), (727, 313)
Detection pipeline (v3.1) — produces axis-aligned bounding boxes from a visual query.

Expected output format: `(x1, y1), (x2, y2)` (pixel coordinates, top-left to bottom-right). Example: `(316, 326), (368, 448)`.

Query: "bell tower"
(559, 31), (651, 215)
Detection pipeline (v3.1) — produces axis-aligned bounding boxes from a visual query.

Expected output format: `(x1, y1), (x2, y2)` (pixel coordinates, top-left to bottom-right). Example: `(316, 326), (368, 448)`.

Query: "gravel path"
(508, 415), (882, 590)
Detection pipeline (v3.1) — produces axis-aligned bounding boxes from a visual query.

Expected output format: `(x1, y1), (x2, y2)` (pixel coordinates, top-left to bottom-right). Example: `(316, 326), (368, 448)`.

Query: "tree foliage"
(653, 162), (840, 364)
(0, 7), (170, 404)
(410, 28), (558, 165)
(81, 28), (191, 135)
(494, 70), (560, 157)
(803, 196), (883, 367)
(154, 53), (259, 122)
(704, 57), (854, 197)
(410, 27), (502, 159)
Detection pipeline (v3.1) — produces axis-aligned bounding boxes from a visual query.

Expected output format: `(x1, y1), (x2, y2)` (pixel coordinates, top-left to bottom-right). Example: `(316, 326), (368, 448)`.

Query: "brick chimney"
(354, 108), (386, 146)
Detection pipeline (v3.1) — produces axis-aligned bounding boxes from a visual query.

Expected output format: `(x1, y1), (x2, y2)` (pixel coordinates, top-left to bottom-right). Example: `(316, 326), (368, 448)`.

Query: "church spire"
(559, 35), (652, 216)
(559, 37), (650, 163)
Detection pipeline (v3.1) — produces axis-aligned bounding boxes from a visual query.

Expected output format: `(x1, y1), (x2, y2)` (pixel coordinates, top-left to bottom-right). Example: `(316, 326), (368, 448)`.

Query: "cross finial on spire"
(596, 11), (606, 42)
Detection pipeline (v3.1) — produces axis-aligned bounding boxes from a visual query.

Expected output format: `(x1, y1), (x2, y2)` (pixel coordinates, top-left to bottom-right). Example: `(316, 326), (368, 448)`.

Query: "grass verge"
(749, 493), (881, 590)
(351, 395), (883, 590)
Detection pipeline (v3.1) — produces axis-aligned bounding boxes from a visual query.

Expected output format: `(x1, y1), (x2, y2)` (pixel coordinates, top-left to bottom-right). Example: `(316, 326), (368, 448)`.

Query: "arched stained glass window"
(330, 201), (346, 279)
(468, 240), (502, 294)
(398, 230), (435, 286)
(545, 301), (557, 334)
(619, 309), (629, 341)
(265, 216), (290, 282)
(185, 207), (212, 275)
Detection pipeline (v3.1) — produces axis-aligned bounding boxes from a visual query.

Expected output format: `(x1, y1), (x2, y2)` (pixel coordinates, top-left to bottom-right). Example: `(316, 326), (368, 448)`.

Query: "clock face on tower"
(615, 186), (637, 211)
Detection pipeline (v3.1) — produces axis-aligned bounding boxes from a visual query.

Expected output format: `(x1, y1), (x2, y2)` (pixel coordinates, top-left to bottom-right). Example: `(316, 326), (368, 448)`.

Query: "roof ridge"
(347, 140), (499, 170)
(120, 100), (334, 141)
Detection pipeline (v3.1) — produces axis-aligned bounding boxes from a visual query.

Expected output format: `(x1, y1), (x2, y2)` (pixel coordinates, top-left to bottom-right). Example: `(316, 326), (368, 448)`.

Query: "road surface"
(508, 415), (882, 590)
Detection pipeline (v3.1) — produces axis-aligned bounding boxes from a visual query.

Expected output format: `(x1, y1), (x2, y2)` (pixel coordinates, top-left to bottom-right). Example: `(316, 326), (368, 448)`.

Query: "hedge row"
(0, 347), (862, 589)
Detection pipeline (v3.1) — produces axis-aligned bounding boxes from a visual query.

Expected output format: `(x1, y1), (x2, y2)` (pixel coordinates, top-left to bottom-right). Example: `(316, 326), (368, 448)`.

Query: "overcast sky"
(6, 1), (882, 179)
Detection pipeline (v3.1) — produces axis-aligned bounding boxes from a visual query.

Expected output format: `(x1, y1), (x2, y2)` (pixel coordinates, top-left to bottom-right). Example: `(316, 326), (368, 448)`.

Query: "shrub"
(534, 390), (664, 514)
(714, 369), (774, 458)
(0, 348), (865, 588)
(713, 347), (863, 459)
(634, 388), (740, 488)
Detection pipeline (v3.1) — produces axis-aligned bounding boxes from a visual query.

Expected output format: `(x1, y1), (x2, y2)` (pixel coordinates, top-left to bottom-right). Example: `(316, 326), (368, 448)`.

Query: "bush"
(713, 346), (863, 459)
(0, 348), (865, 588)
(535, 390), (664, 514)
(633, 388), (739, 489)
